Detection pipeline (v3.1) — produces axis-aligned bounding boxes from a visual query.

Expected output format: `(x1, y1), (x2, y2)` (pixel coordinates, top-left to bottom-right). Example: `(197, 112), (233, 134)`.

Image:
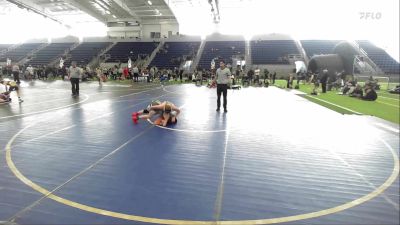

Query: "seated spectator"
(342, 79), (357, 95)
(365, 77), (380, 90)
(361, 84), (377, 101)
(349, 84), (363, 97)
(388, 85), (400, 94)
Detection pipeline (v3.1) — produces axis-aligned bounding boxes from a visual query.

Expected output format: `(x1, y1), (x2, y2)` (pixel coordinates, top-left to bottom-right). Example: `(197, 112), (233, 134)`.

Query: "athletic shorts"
(168, 117), (177, 124)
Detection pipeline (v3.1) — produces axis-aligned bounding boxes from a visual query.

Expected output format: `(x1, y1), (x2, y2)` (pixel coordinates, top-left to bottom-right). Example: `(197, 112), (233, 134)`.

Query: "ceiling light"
(155, 9), (159, 13)
(159, 13), (162, 16)
(105, 10), (110, 14)
(147, 0), (152, 5)
(112, 15), (117, 18)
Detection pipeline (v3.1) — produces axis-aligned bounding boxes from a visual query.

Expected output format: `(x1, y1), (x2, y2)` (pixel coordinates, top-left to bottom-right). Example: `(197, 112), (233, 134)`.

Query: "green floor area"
(273, 80), (400, 124)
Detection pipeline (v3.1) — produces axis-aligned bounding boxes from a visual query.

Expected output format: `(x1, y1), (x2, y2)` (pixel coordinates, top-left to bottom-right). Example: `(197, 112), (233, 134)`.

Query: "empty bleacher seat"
(198, 41), (245, 69)
(0, 44), (11, 52)
(300, 40), (342, 58)
(357, 40), (400, 74)
(0, 43), (43, 62)
(105, 42), (159, 63)
(150, 42), (200, 69)
(28, 42), (75, 67)
(251, 40), (299, 65)
(64, 42), (111, 67)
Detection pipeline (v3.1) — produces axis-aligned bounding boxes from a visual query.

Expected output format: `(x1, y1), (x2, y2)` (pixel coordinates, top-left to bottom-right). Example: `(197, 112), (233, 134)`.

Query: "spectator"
(214, 60), (231, 113)
(272, 71), (277, 84)
(26, 65), (34, 80)
(349, 84), (363, 97)
(361, 84), (377, 101)
(12, 64), (20, 84)
(254, 67), (261, 85)
(286, 74), (294, 88)
(320, 69), (329, 93)
(132, 65), (139, 82)
(68, 61), (82, 97)
(247, 69), (254, 85)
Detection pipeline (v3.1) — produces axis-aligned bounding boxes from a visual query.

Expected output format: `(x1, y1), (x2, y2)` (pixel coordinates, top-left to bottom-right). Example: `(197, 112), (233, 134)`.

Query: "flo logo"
(359, 12), (382, 19)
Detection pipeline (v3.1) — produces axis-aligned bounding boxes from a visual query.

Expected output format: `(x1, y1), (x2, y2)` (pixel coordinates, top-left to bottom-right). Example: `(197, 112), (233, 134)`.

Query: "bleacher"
(105, 42), (158, 63)
(65, 42), (111, 67)
(357, 40), (400, 74)
(198, 41), (245, 69)
(150, 42), (200, 69)
(28, 42), (75, 67)
(0, 43), (42, 62)
(300, 40), (342, 58)
(251, 40), (299, 64)
(0, 44), (11, 52)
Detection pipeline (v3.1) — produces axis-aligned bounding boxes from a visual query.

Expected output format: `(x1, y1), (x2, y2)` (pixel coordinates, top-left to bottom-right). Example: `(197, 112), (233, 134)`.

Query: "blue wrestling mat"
(0, 81), (399, 225)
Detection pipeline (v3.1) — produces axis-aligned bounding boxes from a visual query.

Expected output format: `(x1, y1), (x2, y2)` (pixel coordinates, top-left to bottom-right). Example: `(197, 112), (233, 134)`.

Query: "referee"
(68, 61), (82, 97)
(214, 60), (231, 113)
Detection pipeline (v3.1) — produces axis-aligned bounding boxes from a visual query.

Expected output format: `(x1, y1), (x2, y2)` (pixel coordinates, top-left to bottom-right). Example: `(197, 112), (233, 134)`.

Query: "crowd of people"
(305, 71), (378, 101)
(0, 58), (387, 108)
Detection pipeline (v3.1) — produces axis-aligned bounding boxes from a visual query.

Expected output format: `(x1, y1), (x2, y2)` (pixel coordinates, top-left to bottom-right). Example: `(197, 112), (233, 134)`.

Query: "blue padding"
(52, 130), (226, 220)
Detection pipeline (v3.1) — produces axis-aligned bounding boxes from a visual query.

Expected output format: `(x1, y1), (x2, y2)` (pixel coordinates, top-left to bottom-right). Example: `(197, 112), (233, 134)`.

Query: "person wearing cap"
(68, 61), (82, 97)
(0, 80), (23, 102)
(132, 100), (163, 124)
(214, 60), (231, 113)
(150, 101), (180, 127)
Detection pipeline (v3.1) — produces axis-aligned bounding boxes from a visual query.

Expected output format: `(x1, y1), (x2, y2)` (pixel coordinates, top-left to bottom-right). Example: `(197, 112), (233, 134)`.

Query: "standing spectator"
(68, 61), (82, 97)
(247, 68), (254, 85)
(26, 65), (34, 80)
(272, 71), (277, 84)
(12, 64), (20, 84)
(132, 65), (139, 82)
(286, 74), (294, 88)
(142, 67), (150, 82)
(214, 60), (231, 113)
(310, 72), (320, 95)
(118, 67), (124, 80)
(263, 68), (269, 84)
(123, 67), (129, 80)
(254, 67), (261, 85)
(320, 69), (329, 93)
(179, 69), (184, 83)
(150, 67), (155, 81)
(96, 68), (104, 86)
(167, 69), (172, 80)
